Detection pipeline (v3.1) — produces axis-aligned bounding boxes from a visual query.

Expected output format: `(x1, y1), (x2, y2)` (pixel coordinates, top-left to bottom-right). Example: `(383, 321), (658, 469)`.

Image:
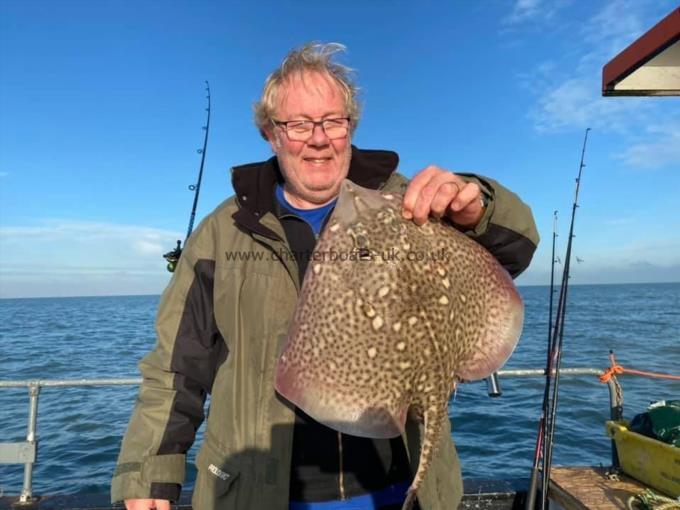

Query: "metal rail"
(0, 379), (140, 505)
(0, 379), (141, 388)
(0, 368), (621, 504)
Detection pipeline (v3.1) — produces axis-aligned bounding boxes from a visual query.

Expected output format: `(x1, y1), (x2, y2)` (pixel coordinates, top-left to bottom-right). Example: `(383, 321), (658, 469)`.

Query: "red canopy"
(602, 7), (680, 96)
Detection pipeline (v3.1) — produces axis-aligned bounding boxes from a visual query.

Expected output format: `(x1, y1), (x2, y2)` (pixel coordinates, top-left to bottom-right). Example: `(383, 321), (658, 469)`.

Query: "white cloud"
(519, 234), (680, 286)
(581, 0), (650, 61)
(0, 219), (175, 238)
(618, 126), (680, 169)
(616, 238), (680, 266)
(132, 239), (167, 256)
(519, 261), (680, 285)
(0, 220), (182, 297)
(603, 217), (634, 226)
(571, 261), (680, 284)
(518, 1), (654, 132)
(503, 0), (565, 25)
(530, 77), (650, 133)
(1, 220), (178, 243)
(525, 0), (658, 132)
(505, 0), (542, 24)
(516, 61), (558, 95)
(518, 1), (680, 169)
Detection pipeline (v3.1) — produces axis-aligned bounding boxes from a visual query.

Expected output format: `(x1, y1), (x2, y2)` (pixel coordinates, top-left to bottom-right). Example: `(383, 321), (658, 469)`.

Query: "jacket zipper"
(338, 431), (346, 500)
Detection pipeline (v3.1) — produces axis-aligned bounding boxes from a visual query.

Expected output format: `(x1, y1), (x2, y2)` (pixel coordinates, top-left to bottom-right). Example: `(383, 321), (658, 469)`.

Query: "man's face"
(265, 71), (352, 208)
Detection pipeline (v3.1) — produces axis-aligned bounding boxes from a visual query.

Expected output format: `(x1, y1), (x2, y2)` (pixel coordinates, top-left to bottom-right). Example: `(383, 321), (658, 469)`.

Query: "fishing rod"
(541, 127), (590, 509)
(548, 211), (558, 347)
(163, 81), (212, 272)
(525, 210), (559, 510)
(525, 128), (590, 509)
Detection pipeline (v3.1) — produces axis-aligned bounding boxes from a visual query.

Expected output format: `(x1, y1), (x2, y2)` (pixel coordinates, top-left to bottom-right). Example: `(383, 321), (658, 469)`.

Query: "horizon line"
(1, 280), (679, 300)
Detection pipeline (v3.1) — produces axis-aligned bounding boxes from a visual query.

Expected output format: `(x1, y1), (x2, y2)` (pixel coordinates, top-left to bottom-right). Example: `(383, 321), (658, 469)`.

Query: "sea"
(1, 283), (679, 498)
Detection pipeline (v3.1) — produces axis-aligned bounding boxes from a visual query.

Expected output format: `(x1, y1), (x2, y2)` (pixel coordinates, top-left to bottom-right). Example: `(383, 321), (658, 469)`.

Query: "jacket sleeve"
(383, 171), (539, 279)
(111, 221), (227, 503)
(458, 173), (539, 278)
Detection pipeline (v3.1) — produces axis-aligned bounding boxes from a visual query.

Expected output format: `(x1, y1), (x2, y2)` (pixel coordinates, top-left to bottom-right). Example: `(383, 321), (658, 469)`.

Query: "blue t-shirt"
(275, 184), (336, 236)
(288, 480), (410, 509)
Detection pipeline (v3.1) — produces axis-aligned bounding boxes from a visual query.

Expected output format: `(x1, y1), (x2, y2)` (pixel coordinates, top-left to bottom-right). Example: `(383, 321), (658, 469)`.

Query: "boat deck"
(549, 466), (652, 509)
(0, 479), (527, 510)
(1, 469), (663, 509)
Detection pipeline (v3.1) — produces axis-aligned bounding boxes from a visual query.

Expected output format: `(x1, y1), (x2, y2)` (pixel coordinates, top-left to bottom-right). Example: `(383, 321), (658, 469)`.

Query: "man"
(112, 43), (538, 510)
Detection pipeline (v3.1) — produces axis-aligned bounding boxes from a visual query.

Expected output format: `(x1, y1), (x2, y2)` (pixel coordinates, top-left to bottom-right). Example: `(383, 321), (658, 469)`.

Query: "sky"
(1, 0), (679, 299)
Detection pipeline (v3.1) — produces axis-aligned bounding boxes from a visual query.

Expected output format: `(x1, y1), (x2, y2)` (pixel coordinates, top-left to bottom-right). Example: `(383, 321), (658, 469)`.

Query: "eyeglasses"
(272, 117), (351, 142)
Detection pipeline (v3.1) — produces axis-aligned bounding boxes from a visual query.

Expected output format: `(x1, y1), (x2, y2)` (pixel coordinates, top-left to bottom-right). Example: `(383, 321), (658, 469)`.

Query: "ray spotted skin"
(276, 180), (524, 509)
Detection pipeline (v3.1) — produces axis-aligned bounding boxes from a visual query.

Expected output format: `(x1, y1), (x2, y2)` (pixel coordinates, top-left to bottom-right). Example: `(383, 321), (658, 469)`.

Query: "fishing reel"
(163, 240), (182, 273)
(163, 82), (210, 274)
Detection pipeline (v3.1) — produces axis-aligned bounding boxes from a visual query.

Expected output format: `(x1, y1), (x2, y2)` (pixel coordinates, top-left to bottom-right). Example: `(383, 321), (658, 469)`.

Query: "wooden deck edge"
(548, 466), (652, 509)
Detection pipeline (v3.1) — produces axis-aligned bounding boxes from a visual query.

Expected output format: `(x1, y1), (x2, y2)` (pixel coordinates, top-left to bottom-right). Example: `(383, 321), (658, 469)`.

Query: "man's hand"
(125, 499), (170, 510)
(402, 165), (486, 228)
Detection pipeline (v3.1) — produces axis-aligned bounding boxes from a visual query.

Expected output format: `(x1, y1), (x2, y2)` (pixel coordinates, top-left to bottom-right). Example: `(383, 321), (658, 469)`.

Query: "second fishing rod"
(525, 127), (591, 509)
(525, 209), (558, 509)
(540, 127), (590, 509)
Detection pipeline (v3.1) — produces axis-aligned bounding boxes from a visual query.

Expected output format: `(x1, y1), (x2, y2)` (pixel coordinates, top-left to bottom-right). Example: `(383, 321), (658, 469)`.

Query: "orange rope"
(599, 352), (680, 383)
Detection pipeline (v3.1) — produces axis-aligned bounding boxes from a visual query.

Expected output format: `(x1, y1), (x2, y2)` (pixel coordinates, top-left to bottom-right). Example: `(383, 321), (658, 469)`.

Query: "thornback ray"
(275, 179), (524, 509)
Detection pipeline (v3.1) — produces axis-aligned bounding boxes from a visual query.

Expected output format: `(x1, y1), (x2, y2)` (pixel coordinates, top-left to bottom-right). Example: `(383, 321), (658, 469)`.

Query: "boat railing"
(0, 368), (622, 505)
(0, 378), (141, 505)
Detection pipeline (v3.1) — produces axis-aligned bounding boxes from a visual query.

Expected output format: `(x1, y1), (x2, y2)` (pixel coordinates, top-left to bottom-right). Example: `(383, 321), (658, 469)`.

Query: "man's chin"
(304, 176), (342, 192)
(302, 181), (343, 205)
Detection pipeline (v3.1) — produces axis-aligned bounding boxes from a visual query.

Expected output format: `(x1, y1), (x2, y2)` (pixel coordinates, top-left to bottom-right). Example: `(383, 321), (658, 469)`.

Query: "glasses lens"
(285, 122), (310, 141)
(323, 119), (349, 139)
(281, 118), (349, 141)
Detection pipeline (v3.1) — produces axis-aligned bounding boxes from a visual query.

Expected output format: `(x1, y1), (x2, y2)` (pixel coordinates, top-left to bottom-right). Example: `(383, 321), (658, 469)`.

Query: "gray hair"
(254, 42), (361, 140)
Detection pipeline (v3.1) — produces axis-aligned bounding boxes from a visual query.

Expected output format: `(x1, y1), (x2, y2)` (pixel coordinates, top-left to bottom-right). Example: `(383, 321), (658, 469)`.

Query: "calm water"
(1, 283), (679, 496)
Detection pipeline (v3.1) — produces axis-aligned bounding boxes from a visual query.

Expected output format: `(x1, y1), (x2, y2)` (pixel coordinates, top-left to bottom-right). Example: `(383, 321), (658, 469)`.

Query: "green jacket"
(112, 147), (539, 509)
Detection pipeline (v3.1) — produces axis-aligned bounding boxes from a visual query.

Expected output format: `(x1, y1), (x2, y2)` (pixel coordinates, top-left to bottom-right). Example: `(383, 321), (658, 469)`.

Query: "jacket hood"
(230, 146), (399, 219)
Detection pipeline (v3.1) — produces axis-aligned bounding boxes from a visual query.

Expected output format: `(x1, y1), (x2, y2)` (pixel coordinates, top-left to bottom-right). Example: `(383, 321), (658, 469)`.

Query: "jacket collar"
(230, 146), (399, 239)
